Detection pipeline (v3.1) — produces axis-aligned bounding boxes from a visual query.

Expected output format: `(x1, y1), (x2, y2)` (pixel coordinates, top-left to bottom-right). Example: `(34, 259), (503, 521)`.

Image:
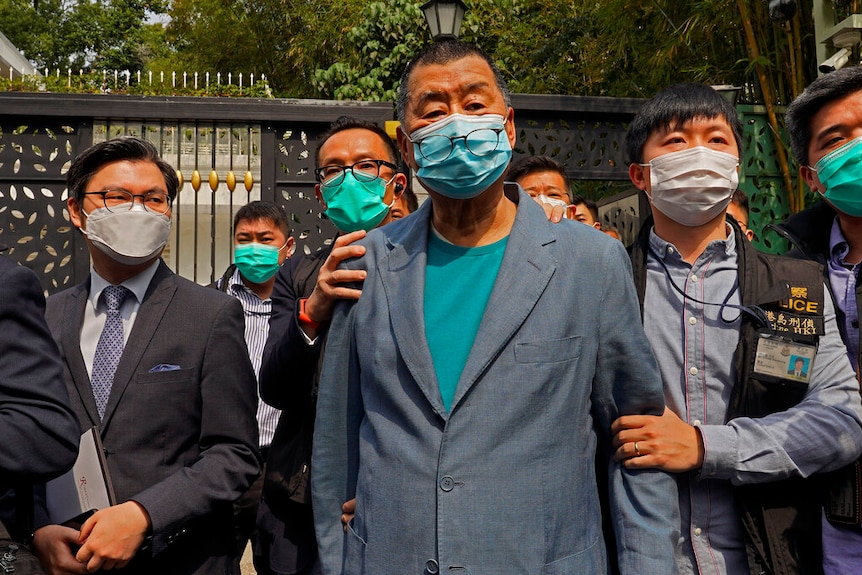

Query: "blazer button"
(425, 559), (439, 574)
(439, 475), (455, 492)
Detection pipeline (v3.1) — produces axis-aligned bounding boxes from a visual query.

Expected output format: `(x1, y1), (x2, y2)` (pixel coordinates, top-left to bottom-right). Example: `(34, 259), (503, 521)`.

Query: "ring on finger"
(634, 441), (641, 456)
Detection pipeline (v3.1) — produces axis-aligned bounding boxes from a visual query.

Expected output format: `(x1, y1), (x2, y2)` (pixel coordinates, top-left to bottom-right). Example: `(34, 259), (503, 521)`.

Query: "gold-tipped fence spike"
(208, 170), (219, 192)
(191, 169), (202, 192)
(244, 171), (254, 192)
(176, 169), (183, 189)
(226, 171), (237, 192)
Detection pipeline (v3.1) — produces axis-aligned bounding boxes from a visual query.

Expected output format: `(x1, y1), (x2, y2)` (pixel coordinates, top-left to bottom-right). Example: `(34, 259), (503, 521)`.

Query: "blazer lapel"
(381, 203), (447, 415)
(61, 280), (101, 426)
(101, 262), (176, 429)
(450, 194), (557, 411)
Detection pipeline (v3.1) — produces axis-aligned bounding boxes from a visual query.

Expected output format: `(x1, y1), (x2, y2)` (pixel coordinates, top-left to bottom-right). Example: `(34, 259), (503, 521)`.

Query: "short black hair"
(396, 40), (511, 124)
(67, 136), (179, 203)
(730, 189), (750, 218)
(785, 66), (862, 166)
(233, 200), (290, 238)
(315, 116), (401, 169)
(570, 194), (599, 222)
(625, 83), (744, 165)
(507, 156), (570, 188)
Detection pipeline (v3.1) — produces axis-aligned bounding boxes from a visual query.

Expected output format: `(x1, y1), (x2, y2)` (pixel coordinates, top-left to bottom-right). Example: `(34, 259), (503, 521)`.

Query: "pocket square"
(149, 363), (181, 373)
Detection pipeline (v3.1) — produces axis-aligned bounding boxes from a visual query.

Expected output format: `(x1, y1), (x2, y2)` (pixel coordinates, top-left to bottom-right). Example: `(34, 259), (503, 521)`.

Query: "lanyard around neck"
(648, 245), (773, 330)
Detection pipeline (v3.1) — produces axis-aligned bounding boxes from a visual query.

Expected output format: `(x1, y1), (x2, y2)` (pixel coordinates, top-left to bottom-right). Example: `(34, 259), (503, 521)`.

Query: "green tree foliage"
(162, 0), (367, 97)
(0, 0), (169, 71)
(313, 0), (428, 101)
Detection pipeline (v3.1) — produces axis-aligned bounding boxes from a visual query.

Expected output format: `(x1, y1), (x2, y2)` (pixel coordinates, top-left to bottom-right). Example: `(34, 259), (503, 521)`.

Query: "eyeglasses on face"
(409, 127), (504, 162)
(314, 160), (398, 186)
(83, 189), (172, 214)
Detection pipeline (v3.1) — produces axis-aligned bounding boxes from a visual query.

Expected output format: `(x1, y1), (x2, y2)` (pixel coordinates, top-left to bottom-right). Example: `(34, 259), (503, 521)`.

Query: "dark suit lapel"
(101, 262), (176, 429)
(61, 280), (101, 426)
(381, 203), (446, 415)
(450, 197), (557, 411)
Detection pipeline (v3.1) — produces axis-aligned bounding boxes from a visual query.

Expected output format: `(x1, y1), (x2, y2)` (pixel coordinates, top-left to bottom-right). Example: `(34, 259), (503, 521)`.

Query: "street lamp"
(712, 84), (742, 106)
(421, 0), (467, 41)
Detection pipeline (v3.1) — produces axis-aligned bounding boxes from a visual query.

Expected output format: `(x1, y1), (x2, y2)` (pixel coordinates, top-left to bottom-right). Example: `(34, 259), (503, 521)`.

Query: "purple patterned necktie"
(91, 285), (129, 420)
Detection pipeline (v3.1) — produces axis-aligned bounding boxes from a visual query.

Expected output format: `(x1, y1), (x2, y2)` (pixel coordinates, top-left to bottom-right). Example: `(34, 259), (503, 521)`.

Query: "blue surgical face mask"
(812, 136), (862, 217)
(234, 242), (282, 283)
(408, 113), (512, 199)
(321, 171), (394, 233)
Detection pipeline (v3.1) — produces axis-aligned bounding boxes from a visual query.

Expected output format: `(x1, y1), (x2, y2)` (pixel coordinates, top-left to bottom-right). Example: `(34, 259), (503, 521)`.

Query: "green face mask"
(321, 171), (392, 233)
(813, 136), (862, 217)
(234, 242), (281, 283)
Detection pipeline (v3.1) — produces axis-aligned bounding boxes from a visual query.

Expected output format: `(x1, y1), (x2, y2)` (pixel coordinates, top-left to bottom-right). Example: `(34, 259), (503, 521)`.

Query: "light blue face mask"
(408, 113), (512, 200)
(812, 136), (862, 217)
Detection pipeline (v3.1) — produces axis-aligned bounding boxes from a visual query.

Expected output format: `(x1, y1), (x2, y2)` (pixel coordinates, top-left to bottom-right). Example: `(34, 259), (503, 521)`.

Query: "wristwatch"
(298, 297), (322, 330)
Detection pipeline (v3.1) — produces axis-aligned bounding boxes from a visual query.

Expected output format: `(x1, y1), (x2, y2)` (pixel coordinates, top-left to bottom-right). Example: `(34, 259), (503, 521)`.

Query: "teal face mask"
(813, 136), (862, 217)
(321, 171), (392, 233)
(234, 242), (281, 283)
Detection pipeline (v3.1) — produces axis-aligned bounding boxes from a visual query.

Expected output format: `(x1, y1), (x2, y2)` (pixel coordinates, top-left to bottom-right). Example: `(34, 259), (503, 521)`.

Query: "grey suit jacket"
(312, 186), (679, 575)
(44, 260), (260, 574)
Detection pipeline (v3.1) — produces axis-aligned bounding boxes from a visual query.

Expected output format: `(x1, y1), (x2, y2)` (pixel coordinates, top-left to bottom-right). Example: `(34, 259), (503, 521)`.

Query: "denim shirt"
(644, 226), (747, 575)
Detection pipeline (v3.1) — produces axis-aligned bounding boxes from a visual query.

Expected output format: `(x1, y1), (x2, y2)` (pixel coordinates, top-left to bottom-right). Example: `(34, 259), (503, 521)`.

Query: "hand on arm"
(301, 230), (368, 339)
(341, 498), (356, 532)
(531, 196), (567, 223)
(74, 501), (151, 571)
(611, 406), (705, 472)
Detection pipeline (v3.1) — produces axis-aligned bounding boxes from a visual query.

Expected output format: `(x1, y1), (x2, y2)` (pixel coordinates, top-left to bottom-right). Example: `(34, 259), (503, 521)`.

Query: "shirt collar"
(89, 259), (160, 310)
(829, 216), (852, 265)
(647, 222), (737, 262)
(228, 267), (271, 303)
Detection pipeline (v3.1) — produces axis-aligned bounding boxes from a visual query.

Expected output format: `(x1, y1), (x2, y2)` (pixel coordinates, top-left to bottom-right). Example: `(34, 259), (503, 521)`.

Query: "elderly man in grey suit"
(32, 136), (260, 575)
(312, 40), (678, 575)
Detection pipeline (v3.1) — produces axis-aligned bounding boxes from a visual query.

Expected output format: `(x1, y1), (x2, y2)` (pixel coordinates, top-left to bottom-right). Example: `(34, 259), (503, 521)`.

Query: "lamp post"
(420, 0), (467, 41)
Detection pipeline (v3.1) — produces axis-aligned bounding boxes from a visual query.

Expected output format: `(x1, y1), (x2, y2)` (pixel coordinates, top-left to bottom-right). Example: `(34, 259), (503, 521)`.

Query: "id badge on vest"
(753, 335), (817, 385)
(751, 281), (824, 385)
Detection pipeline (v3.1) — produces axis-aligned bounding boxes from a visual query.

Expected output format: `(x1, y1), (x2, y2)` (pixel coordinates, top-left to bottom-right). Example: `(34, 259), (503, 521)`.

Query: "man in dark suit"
(32, 137), (260, 575)
(0, 249), (80, 569)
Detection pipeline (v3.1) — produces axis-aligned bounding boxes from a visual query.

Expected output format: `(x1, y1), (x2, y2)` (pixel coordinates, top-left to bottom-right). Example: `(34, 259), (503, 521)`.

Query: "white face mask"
(81, 204), (171, 265)
(643, 146), (739, 227)
(535, 194), (570, 218)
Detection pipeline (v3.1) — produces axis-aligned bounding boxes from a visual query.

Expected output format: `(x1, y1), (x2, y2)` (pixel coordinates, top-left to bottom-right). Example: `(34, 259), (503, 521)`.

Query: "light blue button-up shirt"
(644, 225), (862, 575)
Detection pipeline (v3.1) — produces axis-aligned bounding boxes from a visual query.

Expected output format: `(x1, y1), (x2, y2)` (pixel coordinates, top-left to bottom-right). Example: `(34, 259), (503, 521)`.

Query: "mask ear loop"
(649, 246), (774, 331)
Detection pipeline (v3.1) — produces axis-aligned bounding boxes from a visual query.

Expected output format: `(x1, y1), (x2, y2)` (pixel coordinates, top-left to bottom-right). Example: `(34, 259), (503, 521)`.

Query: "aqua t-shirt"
(424, 232), (508, 412)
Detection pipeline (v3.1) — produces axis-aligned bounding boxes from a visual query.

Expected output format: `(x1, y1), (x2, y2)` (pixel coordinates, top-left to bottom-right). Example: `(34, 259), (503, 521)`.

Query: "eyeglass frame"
(314, 159), (399, 186)
(408, 127), (506, 162)
(83, 189), (173, 214)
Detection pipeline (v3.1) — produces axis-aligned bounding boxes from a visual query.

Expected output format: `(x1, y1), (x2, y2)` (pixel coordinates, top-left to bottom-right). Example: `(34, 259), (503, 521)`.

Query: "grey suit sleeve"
(132, 296), (260, 554)
(0, 261), (79, 482)
(312, 298), (361, 575)
(590, 240), (680, 574)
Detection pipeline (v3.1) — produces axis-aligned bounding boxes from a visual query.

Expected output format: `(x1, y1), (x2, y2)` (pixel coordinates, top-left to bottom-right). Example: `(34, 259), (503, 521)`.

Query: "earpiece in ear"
(395, 183), (404, 193)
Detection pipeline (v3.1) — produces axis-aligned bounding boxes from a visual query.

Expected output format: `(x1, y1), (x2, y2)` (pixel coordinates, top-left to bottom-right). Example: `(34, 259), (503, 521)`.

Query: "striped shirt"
(227, 267), (280, 448)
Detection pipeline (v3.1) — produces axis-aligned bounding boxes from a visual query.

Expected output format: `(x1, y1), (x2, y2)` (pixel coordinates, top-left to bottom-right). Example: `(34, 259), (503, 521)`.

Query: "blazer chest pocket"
(514, 335), (581, 364)
(135, 367), (197, 385)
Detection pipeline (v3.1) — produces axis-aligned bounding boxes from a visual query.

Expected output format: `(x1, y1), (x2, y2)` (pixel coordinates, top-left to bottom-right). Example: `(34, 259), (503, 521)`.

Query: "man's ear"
(68, 197), (85, 229)
(284, 236), (296, 259)
(315, 184), (327, 210)
(800, 165), (824, 196)
(629, 163), (648, 191)
(504, 107), (516, 150)
(396, 126), (417, 171)
(393, 173), (408, 198)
